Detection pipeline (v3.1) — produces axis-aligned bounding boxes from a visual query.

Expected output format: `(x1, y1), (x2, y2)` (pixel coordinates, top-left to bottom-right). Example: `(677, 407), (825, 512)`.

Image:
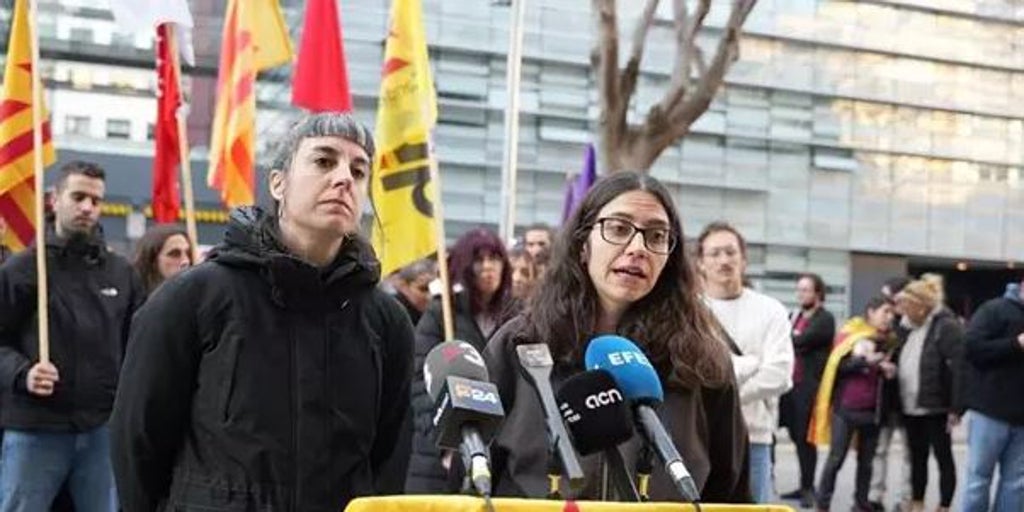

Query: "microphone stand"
(546, 436), (563, 499)
(636, 442), (654, 502)
(600, 446), (641, 502)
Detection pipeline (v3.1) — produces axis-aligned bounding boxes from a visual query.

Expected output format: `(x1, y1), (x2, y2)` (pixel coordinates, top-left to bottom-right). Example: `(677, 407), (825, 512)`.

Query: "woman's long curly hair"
(519, 172), (731, 389)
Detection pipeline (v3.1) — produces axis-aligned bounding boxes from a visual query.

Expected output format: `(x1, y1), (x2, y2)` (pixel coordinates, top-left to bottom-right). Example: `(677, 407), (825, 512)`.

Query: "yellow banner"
(346, 496), (796, 512)
(370, 0), (439, 276)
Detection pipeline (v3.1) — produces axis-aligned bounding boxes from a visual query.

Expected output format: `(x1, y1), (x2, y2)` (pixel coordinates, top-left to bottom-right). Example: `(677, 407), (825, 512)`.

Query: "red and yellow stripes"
(206, 0), (292, 209)
(0, 0), (56, 251)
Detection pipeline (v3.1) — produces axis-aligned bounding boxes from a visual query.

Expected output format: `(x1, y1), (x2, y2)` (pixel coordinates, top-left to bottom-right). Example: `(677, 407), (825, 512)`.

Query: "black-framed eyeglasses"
(591, 217), (677, 255)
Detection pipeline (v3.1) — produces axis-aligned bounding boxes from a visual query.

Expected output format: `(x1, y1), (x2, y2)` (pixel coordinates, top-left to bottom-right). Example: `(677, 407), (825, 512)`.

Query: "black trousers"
(816, 411), (880, 510)
(903, 414), (956, 507)
(780, 380), (818, 491)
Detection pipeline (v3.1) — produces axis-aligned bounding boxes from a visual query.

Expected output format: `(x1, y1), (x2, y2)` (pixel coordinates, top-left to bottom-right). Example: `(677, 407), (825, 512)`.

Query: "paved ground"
(769, 424), (968, 511)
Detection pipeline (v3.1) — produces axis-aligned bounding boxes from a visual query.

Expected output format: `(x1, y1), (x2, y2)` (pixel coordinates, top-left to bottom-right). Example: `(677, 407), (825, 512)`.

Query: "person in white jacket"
(697, 221), (794, 504)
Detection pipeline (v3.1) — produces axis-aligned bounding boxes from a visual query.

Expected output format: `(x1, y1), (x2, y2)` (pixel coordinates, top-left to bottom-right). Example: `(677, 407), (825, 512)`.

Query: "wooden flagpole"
(27, 0), (50, 363)
(165, 27), (200, 263)
(430, 150), (454, 340)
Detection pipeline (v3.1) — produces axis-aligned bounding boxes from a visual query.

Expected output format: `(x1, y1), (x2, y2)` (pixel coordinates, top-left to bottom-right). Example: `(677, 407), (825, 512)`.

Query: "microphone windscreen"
(555, 369), (633, 456)
(424, 340), (490, 400)
(584, 335), (664, 404)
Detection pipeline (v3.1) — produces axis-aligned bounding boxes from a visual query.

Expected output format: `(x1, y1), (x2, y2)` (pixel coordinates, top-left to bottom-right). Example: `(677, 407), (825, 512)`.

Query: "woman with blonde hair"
(892, 279), (965, 512)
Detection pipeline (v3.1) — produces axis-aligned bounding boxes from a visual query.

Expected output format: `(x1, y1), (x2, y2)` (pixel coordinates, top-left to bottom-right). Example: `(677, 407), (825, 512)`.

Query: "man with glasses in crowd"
(697, 221), (794, 504)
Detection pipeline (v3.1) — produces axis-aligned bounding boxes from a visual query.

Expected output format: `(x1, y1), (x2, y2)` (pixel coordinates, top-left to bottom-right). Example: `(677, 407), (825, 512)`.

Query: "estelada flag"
(370, 0), (439, 276)
(0, 0), (56, 252)
(207, 0), (293, 208)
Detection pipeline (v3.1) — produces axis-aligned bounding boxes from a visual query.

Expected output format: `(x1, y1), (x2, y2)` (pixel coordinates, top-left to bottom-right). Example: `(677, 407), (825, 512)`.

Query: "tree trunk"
(593, 0), (757, 173)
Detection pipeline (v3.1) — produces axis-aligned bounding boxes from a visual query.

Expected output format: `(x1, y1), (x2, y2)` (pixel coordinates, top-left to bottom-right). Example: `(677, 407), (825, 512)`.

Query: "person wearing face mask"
(696, 221), (794, 504)
(892, 279), (964, 512)
(779, 273), (835, 508)
(0, 161), (145, 512)
(109, 113), (415, 511)
(405, 227), (518, 494)
(132, 224), (193, 297)
(483, 172), (750, 502)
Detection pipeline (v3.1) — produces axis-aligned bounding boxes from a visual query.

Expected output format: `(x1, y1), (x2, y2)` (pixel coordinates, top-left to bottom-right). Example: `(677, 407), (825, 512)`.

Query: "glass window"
(106, 119), (131, 140)
(65, 115), (90, 136)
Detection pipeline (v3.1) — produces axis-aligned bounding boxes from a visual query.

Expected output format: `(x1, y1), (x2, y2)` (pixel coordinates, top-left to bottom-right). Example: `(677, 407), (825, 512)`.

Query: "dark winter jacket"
(780, 307), (835, 433)
(109, 207), (414, 512)
(0, 228), (144, 431)
(791, 307), (836, 386)
(893, 308), (964, 414)
(405, 293), (506, 493)
(482, 316), (751, 503)
(961, 285), (1024, 425)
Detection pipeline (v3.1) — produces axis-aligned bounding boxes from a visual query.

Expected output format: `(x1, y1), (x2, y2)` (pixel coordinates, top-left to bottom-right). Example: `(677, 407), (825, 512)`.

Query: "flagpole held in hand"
(27, 0), (50, 363)
(166, 28), (200, 263)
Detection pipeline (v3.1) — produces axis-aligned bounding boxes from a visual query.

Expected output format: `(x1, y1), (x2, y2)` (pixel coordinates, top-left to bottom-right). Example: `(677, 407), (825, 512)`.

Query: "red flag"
(152, 23), (182, 223)
(291, 0), (353, 111)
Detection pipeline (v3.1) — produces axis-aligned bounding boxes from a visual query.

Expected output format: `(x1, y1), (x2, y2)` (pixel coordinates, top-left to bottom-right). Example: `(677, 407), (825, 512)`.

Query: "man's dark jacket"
(0, 228), (143, 431)
(109, 207), (415, 511)
(961, 285), (1024, 425)
(780, 307), (835, 433)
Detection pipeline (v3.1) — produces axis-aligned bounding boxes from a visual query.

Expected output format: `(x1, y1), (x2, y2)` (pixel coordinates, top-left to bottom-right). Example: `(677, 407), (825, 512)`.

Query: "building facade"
(3, 0), (1022, 316)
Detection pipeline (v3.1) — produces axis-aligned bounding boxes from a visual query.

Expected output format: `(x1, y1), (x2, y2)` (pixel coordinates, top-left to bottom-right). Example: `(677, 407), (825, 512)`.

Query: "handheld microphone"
(585, 335), (701, 503)
(555, 369), (640, 502)
(514, 344), (586, 494)
(424, 341), (505, 498)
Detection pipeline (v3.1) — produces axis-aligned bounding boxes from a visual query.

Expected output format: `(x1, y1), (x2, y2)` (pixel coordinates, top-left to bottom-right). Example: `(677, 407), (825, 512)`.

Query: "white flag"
(107, 0), (195, 65)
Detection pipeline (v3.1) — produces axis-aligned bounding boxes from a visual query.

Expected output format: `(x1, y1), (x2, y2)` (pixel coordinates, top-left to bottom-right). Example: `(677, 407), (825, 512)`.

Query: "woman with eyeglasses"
(406, 227), (520, 494)
(133, 224), (193, 296)
(481, 172), (751, 502)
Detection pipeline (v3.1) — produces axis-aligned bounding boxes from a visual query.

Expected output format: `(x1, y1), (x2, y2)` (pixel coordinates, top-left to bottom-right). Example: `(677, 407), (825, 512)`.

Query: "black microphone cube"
(432, 376), (505, 450)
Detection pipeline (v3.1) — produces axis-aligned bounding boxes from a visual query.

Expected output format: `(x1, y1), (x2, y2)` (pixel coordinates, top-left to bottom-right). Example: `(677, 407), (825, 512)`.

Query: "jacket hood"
(206, 206), (381, 304)
(44, 223), (107, 264)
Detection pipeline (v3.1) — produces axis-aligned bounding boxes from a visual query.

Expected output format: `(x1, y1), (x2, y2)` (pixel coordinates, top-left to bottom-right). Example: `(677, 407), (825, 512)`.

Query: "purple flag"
(562, 144), (597, 223)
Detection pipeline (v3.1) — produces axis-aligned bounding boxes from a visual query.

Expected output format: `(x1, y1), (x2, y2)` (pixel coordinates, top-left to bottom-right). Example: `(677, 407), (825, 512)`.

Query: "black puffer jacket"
(110, 207), (414, 512)
(0, 228), (144, 431)
(893, 308), (964, 414)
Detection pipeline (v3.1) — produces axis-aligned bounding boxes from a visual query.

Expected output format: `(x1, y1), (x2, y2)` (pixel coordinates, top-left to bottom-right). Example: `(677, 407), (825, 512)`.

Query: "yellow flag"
(370, 0), (439, 276)
(251, 0), (293, 71)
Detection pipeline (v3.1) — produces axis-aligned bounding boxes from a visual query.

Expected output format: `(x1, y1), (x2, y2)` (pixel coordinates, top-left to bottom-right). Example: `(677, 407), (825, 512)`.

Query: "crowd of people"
(0, 112), (1020, 512)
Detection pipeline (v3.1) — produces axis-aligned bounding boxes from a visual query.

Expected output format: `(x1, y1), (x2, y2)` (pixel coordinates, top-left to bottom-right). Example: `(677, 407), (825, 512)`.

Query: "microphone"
(555, 369), (640, 502)
(514, 344), (586, 493)
(585, 335), (701, 503)
(424, 341), (505, 498)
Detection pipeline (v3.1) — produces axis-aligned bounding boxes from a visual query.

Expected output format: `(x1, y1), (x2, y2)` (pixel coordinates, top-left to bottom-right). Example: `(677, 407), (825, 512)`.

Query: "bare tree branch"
(656, 0), (710, 115)
(593, 0), (758, 172)
(664, 0), (755, 135)
(618, 0), (660, 103)
(684, 0), (711, 79)
(593, 0), (623, 170)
